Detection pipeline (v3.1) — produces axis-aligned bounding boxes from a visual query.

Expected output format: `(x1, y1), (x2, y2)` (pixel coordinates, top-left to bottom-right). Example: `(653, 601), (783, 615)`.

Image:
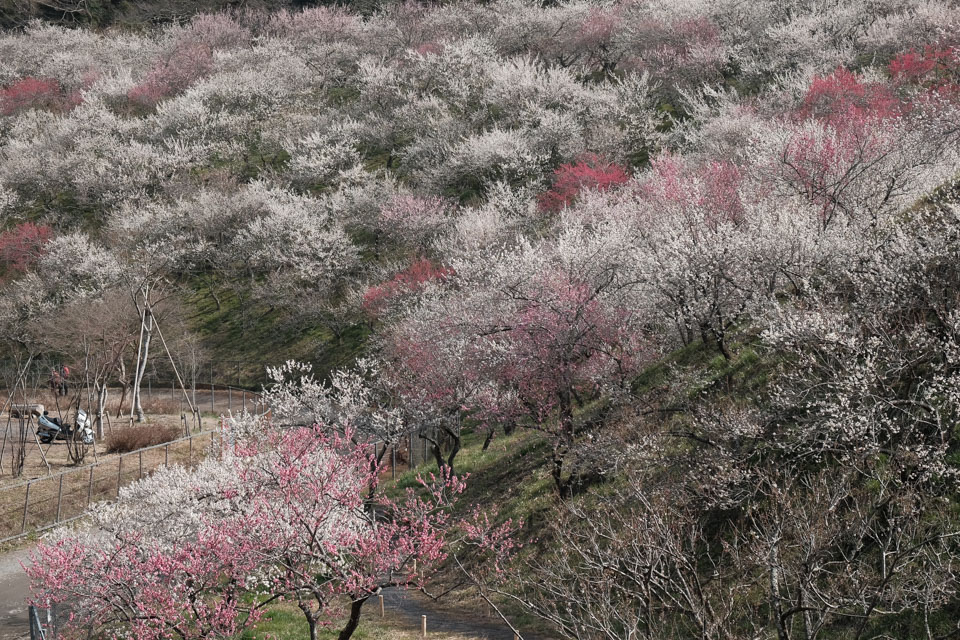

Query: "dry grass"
(1, 385), (262, 424)
(0, 410), (197, 484)
(104, 424), (181, 454)
(0, 383), (252, 487)
(0, 424), (217, 541)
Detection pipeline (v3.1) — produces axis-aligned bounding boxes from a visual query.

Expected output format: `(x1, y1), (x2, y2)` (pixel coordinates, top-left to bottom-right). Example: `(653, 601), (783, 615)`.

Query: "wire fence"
(0, 429), (220, 545)
(0, 358), (270, 393)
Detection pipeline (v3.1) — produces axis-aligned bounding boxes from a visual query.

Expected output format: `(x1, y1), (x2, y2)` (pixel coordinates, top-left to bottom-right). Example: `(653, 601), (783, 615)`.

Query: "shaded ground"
(381, 587), (551, 640)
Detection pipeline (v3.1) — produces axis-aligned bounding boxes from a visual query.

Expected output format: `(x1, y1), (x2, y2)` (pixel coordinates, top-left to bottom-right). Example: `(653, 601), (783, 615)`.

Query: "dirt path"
(0, 546), (30, 640)
(380, 587), (550, 640)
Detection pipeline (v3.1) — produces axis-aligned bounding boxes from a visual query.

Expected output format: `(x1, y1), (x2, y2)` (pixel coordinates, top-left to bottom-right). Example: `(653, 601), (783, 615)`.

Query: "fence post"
(139, 450), (143, 479)
(55, 474), (63, 523)
(165, 443), (169, 467)
(116, 456), (123, 498)
(379, 594), (384, 617)
(228, 387), (232, 413)
(242, 390), (246, 413)
(189, 434), (194, 467)
(87, 465), (94, 507)
(21, 480), (31, 534)
(421, 614), (427, 637)
(392, 446), (396, 481)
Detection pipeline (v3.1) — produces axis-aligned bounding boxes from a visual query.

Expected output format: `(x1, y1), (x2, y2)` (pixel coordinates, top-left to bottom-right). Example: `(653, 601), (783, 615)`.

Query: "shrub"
(105, 425), (181, 454)
(0, 77), (72, 116)
(128, 42), (213, 107)
(0, 222), (53, 275)
(538, 153), (630, 213)
(362, 258), (453, 317)
(798, 67), (900, 126)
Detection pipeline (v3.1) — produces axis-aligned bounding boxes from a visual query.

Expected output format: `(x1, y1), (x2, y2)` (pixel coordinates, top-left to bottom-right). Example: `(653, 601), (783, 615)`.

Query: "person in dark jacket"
(59, 365), (70, 396)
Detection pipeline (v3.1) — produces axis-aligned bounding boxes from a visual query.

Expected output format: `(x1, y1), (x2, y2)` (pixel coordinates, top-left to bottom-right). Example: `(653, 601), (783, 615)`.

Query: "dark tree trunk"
(552, 393), (575, 498)
(482, 428), (496, 451)
(337, 597), (368, 640)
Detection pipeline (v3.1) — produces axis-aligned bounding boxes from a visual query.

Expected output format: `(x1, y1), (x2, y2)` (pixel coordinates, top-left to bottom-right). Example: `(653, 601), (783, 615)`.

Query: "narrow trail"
(379, 587), (551, 640)
(0, 547), (30, 640)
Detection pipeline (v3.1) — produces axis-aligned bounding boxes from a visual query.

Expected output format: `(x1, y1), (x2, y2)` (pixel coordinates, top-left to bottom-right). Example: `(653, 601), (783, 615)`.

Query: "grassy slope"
(186, 278), (370, 387)
(237, 333), (778, 637)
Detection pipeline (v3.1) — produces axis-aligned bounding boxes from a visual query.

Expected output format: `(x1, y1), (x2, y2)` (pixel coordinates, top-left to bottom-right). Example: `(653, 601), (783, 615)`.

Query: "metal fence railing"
(29, 603), (63, 640)
(0, 429), (220, 545)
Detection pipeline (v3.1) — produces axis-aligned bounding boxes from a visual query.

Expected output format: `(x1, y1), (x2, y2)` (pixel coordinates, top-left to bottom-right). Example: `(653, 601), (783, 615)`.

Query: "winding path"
(0, 552), (550, 640)
(380, 587), (550, 639)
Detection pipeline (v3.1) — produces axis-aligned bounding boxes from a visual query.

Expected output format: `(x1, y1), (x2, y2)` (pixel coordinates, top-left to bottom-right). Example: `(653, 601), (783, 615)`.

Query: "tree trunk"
(132, 308), (153, 423)
(713, 329), (732, 361)
(769, 538), (789, 640)
(95, 382), (107, 439)
(431, 438), (445, 473)
(115, 360), (128, 418)
(482, 428), (496, 451)
(337, 597), (368, 640)
(445, 422), (461, 476)
(552, 393), (576, 498)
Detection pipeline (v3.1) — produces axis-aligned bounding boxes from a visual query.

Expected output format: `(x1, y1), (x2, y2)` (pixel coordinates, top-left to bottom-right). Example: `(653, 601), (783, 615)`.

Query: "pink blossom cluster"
(0, 222), (53, 276)
(128, 41), (214, 107)
(538, 154), (630, 213)
(362, 258), (454, 317)
(0, 77), (81, 116)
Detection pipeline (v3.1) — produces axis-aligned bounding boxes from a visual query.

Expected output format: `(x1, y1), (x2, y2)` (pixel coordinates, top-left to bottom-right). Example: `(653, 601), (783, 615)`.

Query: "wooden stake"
(87, 465), (94, 507)
(55, 474), (63, 523)
(21, 481), (31, 533)
(421, 615), (427, 637)
(378, 594), (384, 618)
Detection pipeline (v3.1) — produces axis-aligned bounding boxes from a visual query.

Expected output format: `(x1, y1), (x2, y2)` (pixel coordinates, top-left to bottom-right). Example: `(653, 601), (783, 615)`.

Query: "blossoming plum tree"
(26, 418), (476, 640)
(537, 154), (630, 213)
(0, 222), (52, 276)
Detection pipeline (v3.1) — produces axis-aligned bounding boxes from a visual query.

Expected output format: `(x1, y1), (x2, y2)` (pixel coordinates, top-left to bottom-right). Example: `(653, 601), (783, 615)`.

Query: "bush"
(538, 154), (630, 213)
(104, 425), (180, 454)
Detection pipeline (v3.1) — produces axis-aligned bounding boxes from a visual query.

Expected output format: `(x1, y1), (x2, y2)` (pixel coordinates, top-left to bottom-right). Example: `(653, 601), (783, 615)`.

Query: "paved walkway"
(381, 587), (550, 640)
(0, 553), (552, 640)
(0, 547), (30, 640)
